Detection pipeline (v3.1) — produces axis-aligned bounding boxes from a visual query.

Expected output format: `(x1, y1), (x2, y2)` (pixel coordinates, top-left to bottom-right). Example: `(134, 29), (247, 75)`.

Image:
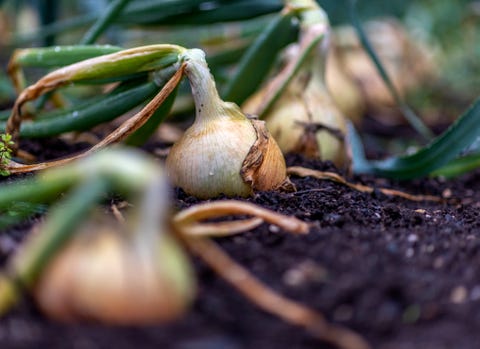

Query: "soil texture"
(1, 139), (480, 349)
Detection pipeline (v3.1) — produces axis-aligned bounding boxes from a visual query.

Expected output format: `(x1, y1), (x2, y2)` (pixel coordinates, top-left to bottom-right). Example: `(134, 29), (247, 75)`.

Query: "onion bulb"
(166, 49), (291, 198)
(243, 6), (348, 166)
(34, 214), (195, 324)
(325, 43), (365, 125)
(332, 19), (435, 115)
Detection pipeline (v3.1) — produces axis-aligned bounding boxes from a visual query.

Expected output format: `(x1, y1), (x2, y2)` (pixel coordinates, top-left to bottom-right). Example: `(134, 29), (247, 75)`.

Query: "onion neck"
(183, 49), (231, 126)
(290, 0), (330, 91)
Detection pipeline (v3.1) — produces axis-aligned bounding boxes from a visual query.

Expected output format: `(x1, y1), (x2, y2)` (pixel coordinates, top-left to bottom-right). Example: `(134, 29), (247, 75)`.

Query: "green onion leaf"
(353, 97), (480, 179)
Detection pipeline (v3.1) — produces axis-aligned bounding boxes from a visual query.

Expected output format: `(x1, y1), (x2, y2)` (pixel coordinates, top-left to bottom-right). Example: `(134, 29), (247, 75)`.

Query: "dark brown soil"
(2, 139), (480, 349)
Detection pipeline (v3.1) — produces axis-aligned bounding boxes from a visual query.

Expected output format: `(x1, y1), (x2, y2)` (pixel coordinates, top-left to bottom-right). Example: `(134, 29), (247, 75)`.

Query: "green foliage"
(348, 0), (434, 140)
(352, 98), (480, 179)
(0, 134), (14, 176)
(0, 0), (479, 180)
(0, 80), (160, 137)
(222, 11), (298, 104)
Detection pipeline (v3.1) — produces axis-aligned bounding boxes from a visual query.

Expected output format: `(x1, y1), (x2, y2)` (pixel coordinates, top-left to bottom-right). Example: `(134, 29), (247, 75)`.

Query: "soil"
(1, 137), (480, 349)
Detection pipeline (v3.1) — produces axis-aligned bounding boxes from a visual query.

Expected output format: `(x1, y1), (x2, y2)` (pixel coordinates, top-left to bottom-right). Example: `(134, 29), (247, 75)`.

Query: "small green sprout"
(0, 134), (15, 176)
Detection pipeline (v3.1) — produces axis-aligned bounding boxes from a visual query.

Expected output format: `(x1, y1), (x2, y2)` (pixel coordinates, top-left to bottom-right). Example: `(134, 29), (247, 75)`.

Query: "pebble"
(442, 188), (453, 198)
(268, 224), (280, 233)
(407, 234), (419, 243)
(470, 285), (480, 301)
(405, 247), (415, 258)
(433, 257), (444, 269)
(450, 285), (468, 304)
(283, 260), (327, 287)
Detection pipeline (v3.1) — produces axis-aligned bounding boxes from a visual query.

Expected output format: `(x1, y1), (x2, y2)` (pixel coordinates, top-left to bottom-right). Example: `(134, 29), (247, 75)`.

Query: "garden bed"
(1, 137), (480, 349)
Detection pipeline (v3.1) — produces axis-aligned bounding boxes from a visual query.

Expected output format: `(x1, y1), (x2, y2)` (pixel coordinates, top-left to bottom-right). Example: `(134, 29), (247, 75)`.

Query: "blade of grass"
(353, 97), (480, 179)
(0, 202), (49, 230)
(431, 152), (480, 178)
(13, 0), (279, 44)
(348, 0), (434, 141)
(0, 177), (72, 209)
(208, 45), (249, 68)
(254, 24), (327, 118)
(222, 11), (298, 104)
(10, 0), (200, 45)
(11, 45), (122, 70)
(80, 0), (131, 45)
(0, 80), (159, 137)
(125, 85), (178, 146)
(8, 45), (123, 93)
(0, 111), (9, 121)
(0, 75), (146, 122)
(113, 0), (205, 25)
(345, 121), (370, 173)
(35, 0), (130, 110)
(158, 0), (282, 26)
(38, 0), (59, 46)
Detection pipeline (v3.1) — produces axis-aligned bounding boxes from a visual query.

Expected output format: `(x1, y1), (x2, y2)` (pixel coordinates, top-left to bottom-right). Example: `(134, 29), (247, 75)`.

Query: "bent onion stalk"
(6, 44), (185, 148)
(3, 64), (185, 174)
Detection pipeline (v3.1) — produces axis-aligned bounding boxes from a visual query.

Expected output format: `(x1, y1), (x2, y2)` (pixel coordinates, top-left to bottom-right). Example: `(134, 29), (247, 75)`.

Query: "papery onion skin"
(167, 104), (257, 198)
(241, 119), (292, 192)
